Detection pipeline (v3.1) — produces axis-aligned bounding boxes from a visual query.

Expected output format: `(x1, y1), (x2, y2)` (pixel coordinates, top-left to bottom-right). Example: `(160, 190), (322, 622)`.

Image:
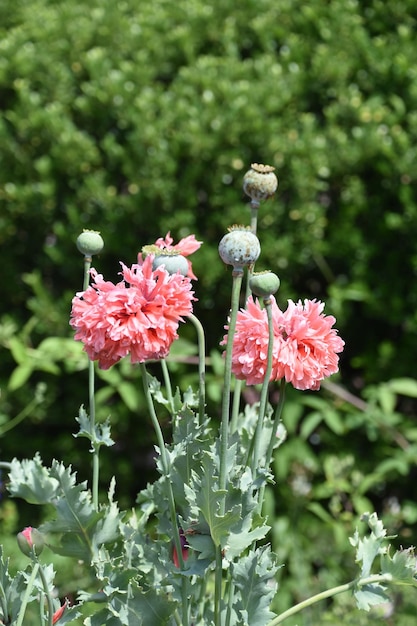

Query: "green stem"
(82, 255), (100, 510)
(214, 546), (223, 626)
(0, 393), (43, 437)
(250, 298), (275, 475)
(219, 269), (243, 498)
(230, 204), (259, 433)
(230, 379), (242, 434)
(257, 380), (286, 514)
(37, 561), (55, 626)
(89, 360), (99, 510)
(225, 561), (235, 626)
(264, 379), (286, 471)
(215, 269), (243, 626)
(139, 363), (189, 626)
(15, 562), (40, 626)
(82, 256), (92, 291)
(161, 359), (175, 414)
(266, 574), (393, 626)
(188, 313), (206, 424)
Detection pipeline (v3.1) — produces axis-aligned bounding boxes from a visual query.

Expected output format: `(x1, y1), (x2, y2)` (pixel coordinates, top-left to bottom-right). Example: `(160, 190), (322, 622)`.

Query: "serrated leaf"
(355, 535), (383, 577)
(8, 453), (60, 504)
(85, 609), (122, 626)
(74, 406), (114, 449)
(233, 547), (279, 626)
(354, 583), (388, 611)
(351, 512), (390, 577)
(37, 461), (121, 560)
(381, 548), (417, 581)
(195, 453), (241, 547)
(110, 586), (176, 626)
(227, 517), (270, 560)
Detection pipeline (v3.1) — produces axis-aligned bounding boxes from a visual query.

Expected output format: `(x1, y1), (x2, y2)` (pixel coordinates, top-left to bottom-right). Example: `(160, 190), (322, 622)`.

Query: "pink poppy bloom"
(154, 231), (202, 279)
(70, 255), (195, 369)
(223, 296), (344, 391)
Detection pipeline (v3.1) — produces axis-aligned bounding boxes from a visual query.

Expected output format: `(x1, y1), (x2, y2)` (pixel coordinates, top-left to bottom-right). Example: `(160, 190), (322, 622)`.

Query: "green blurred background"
(1, 0), (417, 622)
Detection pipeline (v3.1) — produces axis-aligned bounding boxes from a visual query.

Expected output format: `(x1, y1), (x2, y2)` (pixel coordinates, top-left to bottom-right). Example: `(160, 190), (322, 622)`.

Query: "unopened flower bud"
(76, 230), (104, 257)
(52, 600), (69, 624)
(17, 526), (44, 557)
(243, 163), (278, 206)
(218, 225), (261, 271)
(249, 271), (280, 298)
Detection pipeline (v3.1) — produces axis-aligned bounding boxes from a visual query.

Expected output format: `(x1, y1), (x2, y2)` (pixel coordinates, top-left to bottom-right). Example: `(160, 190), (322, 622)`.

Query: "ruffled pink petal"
(223, 296), (344, 391)
(70, 254), (195, 368)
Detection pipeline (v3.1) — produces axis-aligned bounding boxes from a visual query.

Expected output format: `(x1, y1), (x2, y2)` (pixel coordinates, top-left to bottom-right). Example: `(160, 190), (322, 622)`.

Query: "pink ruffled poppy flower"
(70, 255), (195, 369)
(223, 296), (344, 391)
(154, 231), (202, 279)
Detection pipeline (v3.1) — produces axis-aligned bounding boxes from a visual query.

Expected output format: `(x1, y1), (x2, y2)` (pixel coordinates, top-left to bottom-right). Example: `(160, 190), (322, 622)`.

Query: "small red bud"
(17, 526), (44, 557)
(52, 599), (69, 624)
(172, 528), (189, 568)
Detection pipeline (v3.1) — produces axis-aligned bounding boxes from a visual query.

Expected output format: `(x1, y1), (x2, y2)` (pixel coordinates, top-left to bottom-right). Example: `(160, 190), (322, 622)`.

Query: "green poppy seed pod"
(152, 253), (189, 276)
(76, 230), (104, 257)
(218, 226), (261, 270)
(243, 163), (278, 206)
(17, 526), (44, 558)
(249, 271), (280, 298)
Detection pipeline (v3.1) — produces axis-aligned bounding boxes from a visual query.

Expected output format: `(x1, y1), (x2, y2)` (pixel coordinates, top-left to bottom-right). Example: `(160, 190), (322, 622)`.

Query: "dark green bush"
(1, 1), (417, 622)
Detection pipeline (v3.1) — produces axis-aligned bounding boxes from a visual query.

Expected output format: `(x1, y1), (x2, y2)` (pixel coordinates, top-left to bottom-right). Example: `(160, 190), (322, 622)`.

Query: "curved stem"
(250, 297), (275, 475)
(139, 362), (189, 626)
(188, 313), (206, 424)
(266, 574), (393, 626)
(15, 562), (40, 626)
(0, 393), (43, 437)
(161, 359), (175, 415)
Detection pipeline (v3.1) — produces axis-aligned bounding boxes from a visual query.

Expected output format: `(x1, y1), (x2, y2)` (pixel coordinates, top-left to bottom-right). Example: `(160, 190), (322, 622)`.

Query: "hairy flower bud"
(249, 271), (280, 298)
(218, 226), (261, 271)
(17, 526), (44, 557)
(52, 600), (69, 624)
(76, 230), (104, 257)
(243, 163), (278, 206)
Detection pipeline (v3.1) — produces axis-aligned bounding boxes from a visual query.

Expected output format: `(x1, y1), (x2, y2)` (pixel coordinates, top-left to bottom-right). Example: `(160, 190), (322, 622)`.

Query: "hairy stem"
(250, 297), (275, 475)
(139, 362), (189, 626)
(189, 313), (206, 424)
(15, 563), (40, 626)
(266, 574), (392, 626)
